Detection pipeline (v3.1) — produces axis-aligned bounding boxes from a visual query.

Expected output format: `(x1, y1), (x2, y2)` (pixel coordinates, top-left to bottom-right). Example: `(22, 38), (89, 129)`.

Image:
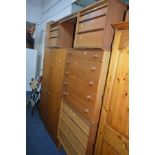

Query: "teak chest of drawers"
(58, 49), (110, 155)
(74, 0), (127, 50)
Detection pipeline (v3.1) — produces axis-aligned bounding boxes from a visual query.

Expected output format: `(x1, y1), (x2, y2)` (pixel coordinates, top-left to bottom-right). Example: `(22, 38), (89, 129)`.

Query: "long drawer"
(49, 30), (59, 38)
(58, 101), (90, 155)
(49, 37), (58, 47)
(79, 4), (108, 22)
(78, 16), (106, 33)
(74, 30), (104, 48)
(67, 49), (104, 62)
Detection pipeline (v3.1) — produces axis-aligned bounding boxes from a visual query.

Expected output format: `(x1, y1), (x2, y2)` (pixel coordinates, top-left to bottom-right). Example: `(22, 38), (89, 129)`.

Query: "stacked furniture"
(94, 21), (129, 155)
(40, 0), (128, 154)
(57, 0), (127, 155)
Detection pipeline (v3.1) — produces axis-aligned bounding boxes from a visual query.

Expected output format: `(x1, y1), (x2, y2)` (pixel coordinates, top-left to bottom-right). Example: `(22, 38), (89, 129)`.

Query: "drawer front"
(61, 101), (90, 136)
(79, 5), (108, 22)
(64, 57), (101, 82)
(49, 30), (58, 38)
(58, 129), (78, 155)
(78, 16), (106, 33)
(49, 37), (58, 47)
(59, 109), (89, 148)
(59, 120), (86, 155)
(67, 49), (104, 62)
(50, 25), (59, 31)
(74, 30), (104, 48)
(62, 91), (94, 124)
(63, 81), (96, 109)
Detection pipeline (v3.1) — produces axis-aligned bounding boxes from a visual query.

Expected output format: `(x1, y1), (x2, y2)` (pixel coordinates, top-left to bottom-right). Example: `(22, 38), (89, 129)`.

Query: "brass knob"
(91, 66), (96, 71)
(86, 95), (91, 100)
(84, 109), (89, 113)
(94, 54), (98, 58)
(89, 81), (94, 85)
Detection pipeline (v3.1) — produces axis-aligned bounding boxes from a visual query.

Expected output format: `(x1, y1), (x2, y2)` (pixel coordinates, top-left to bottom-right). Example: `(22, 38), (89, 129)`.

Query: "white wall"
(26, 0), (79, 76)
(26, 0), (41, 23)
(26, 49), (37, 91)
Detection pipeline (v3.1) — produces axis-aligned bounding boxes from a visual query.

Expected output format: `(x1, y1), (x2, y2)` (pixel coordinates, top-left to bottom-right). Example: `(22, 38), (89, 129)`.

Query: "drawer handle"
(94, 54), (98, 58)
(65, 71), (69, 75)
(84, 109), (89, 113)
(64, 82), (68, 85)
(66, 61), (70, 64)
(86, 95), (91, 100)
(63, 92), (69, 96)
(89, 81), (94, 85)
(91, 67), (96, 71)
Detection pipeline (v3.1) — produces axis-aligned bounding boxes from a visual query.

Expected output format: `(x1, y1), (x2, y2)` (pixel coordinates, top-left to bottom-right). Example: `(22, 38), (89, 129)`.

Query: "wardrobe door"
(39, 49), (51, 125)
(46, 49), (67, 146)
(95, 22), (129, 155)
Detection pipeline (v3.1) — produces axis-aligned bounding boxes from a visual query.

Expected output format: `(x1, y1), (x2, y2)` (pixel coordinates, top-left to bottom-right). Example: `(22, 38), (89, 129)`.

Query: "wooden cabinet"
(94, 22), (129, 155)
(58, 49), (110, 155)
(74, 0), (127, 50)
(39, 48), (67, 146)
(46, 13), (77, 48)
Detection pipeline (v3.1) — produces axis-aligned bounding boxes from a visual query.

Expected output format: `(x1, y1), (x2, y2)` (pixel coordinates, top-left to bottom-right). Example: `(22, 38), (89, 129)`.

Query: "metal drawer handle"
(86, 95), (91, 100)
(91, 66), (96, 71)
(84, 109), (89, 113)
(89, 81), (94, 85)
(94, 54), (98, 58)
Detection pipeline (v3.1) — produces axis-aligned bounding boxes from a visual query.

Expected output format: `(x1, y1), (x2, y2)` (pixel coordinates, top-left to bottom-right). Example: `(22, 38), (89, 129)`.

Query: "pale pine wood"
(74, 0), (127, 50)
(60, 109), (88, 148)
(61, 100), (90, 136)
(40, 48), (67, 146)
(58, 49), (110, 155)
(58, 129), (78, 155)
(59, 119), (86, 155)
(94, 22), (129, 155)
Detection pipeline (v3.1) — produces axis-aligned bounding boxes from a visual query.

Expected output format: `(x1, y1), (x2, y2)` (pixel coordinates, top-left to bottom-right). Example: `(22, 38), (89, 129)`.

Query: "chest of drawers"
(58, 49), (110, 155)
(74, 0), (127, 50)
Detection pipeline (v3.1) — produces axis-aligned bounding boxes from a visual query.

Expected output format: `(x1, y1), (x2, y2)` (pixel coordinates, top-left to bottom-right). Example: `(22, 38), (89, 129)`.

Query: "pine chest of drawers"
(74, 0), (127, 50)
(58, 49), (110, 155)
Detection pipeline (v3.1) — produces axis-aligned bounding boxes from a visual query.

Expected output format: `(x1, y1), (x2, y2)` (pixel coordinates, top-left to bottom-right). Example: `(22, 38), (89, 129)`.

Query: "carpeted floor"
(26, 94), (66, 155)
